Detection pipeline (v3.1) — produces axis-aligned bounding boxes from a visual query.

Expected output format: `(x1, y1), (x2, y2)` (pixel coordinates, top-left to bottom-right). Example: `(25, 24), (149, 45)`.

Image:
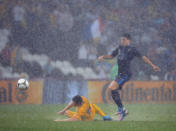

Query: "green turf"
(0, 104), (176, 131)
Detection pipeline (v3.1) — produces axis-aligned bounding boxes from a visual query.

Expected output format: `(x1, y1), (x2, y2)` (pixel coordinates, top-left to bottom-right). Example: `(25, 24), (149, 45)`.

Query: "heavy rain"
(0, 0), (176, 130)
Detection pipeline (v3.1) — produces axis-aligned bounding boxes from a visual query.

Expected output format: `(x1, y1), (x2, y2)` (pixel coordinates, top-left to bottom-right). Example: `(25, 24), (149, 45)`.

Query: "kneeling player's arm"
(63, 101), (75, 111)
(57, 101), (74, 115)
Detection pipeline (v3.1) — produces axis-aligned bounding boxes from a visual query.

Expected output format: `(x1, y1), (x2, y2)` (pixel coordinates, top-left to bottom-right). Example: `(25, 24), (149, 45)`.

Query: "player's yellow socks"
(92, 104), (106, 117)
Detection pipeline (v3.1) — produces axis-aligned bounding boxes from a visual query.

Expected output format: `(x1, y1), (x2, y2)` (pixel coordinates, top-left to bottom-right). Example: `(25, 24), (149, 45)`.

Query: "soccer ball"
(17, 78), (29, 90)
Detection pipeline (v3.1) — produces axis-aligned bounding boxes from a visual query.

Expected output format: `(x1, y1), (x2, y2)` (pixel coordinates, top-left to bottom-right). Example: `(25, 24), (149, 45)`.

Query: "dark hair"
(122, 33), (131, 40)
(72, 95), (83, 106)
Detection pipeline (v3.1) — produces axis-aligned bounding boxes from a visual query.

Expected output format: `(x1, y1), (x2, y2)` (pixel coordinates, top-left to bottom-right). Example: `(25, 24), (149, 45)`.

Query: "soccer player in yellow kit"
(55, 95), (111, 121)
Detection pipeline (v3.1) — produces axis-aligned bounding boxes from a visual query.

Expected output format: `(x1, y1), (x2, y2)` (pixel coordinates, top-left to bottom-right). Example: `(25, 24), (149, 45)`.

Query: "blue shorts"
(115, 74), (131, 90)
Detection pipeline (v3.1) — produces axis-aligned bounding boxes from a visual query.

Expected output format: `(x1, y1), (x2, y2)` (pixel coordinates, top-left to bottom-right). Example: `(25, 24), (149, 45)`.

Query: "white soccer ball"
(17, 78), (29, 90)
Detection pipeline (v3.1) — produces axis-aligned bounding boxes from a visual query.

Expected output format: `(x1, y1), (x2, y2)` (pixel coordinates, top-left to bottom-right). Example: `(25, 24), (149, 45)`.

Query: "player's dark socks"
(111, 89), (123, 108)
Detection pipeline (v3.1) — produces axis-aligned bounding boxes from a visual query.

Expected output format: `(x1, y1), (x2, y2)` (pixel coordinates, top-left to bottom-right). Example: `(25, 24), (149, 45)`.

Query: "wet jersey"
(69, 96), (95, 121)
(111, 45), (142, 76)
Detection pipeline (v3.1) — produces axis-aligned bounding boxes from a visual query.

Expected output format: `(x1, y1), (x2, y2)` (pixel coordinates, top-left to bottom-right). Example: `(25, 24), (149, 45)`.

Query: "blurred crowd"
(0, 0), (176, 80)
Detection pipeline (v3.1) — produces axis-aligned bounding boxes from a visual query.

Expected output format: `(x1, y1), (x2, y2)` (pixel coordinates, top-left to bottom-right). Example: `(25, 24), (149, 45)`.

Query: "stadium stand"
(0, 0), (176, 80)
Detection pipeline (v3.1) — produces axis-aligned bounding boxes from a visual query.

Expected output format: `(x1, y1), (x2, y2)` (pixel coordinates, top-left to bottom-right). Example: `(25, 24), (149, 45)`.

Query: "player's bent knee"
(108, 85), (118, 90)
(108, 81), (119, 90)
(108, 85), (114, 90)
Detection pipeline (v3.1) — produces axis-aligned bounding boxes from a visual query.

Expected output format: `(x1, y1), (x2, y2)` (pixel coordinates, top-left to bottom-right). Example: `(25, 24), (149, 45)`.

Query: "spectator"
(94, 64), (108, 80)
(11, 44), (23, 70)
(87, 44), (97, 61)
(136, 71), (148, 81)
(0, 43), (11, 67)
(20, 72), (29, 80)
(78, 42), (88, 60)
(12, 0), (27, 45)
(43, 58), (53, 77)
(53, 4), (74, 32)
(164, 70), (176, 81)
(0, 29), (10, 52)
(12, 0), (26, 23)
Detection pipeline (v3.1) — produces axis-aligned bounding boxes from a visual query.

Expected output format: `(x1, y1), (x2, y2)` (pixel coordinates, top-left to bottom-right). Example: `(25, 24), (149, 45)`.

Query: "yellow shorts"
(66, 104), (95, 121)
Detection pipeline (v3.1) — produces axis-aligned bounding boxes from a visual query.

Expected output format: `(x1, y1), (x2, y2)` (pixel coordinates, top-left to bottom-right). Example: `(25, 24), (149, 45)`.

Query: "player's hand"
(152, 65), (160, 72)
(57, 110), (65, 115)
(54, 119), (62, 122)
(98, 56), (104, 62)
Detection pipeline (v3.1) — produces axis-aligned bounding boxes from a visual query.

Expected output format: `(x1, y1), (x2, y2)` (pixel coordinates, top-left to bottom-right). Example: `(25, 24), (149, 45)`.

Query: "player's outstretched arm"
(57, 101), (74, 115)
(54, 117), (79, 122)
(142, 56), (160, 72)
(98, 55), (113, 62)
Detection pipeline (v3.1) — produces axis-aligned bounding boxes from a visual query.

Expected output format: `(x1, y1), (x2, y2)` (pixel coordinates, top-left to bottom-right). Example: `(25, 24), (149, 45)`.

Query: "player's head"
(72, 95), (83, 106)
(121, 33), (131, 46)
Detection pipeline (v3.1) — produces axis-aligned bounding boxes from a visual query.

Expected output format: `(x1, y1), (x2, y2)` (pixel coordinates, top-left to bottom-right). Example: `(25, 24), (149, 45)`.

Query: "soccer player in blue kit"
(98, 33), (160, 120)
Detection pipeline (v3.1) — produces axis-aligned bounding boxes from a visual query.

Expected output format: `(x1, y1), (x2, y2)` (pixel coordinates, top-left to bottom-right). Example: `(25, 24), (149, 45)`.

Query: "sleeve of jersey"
(72, 97), (90, 120)
(133, 47), (142, 58)
(110, 48), (119, 58)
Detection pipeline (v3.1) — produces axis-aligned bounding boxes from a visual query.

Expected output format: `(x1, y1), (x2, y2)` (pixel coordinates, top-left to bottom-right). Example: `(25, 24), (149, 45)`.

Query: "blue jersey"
(111, 45), (142, 76)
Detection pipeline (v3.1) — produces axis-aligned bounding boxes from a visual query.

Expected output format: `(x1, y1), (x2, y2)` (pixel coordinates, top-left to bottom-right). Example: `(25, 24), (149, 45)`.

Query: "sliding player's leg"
(92, 104), (112, 121)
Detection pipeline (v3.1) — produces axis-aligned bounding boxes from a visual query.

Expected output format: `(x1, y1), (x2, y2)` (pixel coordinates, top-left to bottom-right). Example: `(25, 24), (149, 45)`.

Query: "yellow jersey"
(72, 96), (95, 121)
